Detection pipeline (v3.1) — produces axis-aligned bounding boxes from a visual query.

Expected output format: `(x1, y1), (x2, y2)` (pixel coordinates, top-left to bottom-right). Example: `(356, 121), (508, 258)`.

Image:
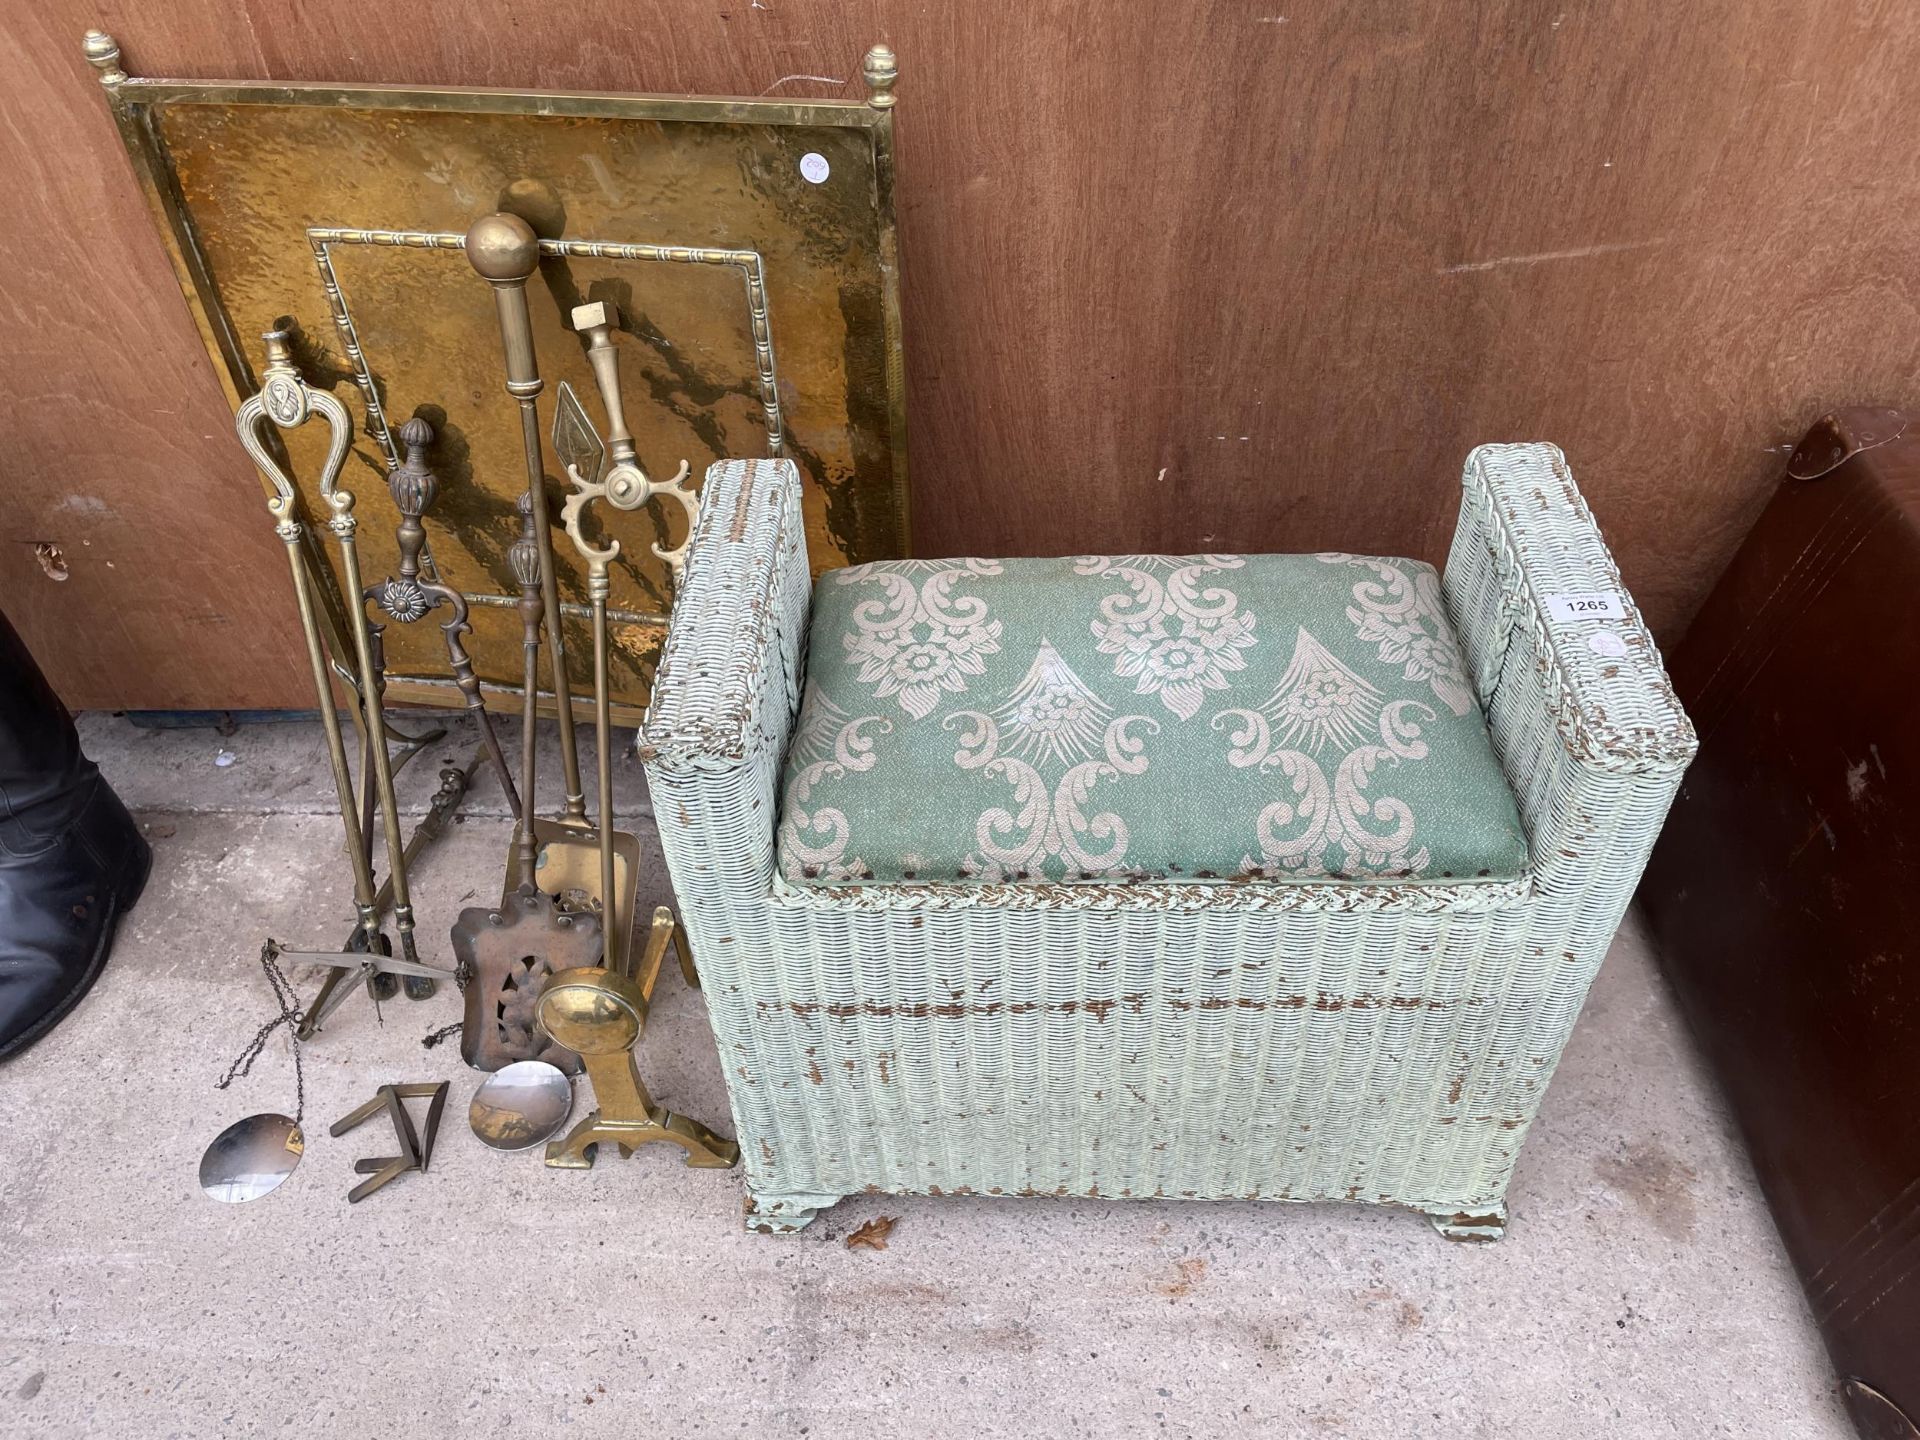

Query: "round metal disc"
(469, 1060), (574, 1151)
(199, 1113), (305, 1203)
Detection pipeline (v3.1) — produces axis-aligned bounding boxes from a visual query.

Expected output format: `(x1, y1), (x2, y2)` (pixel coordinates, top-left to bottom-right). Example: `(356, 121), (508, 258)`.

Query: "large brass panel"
(88, 35), (906, 718)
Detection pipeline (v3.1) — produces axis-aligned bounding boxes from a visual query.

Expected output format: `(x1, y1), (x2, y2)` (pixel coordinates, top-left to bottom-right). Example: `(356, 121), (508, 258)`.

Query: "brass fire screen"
(86, 33), (908, 719)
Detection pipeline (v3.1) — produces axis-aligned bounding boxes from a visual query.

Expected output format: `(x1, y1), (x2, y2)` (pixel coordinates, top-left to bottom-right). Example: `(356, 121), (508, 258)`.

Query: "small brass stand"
(537, 908), (738, 1171)
(329, 1082), (449, 1203)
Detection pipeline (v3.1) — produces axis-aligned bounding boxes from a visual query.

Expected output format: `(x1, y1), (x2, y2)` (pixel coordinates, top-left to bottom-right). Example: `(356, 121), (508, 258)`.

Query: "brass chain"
(216, 941), (308, 1126)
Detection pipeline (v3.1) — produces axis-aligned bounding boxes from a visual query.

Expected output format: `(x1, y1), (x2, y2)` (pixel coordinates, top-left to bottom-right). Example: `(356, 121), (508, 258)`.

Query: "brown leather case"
(1641, 407), (1920, 1440)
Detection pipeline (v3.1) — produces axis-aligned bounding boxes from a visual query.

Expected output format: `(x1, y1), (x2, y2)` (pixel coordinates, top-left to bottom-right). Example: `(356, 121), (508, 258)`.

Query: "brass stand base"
(535, 907), (739, 1174)
(544, 1104), (741, 1170)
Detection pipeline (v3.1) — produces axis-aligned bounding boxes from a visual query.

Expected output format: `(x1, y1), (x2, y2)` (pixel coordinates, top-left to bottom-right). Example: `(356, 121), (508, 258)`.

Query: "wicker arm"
(1443, 442), (1697, 938)
(640, 459), (811, 910)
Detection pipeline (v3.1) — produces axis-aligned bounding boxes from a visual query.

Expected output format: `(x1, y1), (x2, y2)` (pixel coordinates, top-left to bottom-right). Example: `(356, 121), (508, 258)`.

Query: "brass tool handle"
(564, 303), (699, 575)
(234, 328), (379, 943)
(467, 216), (544, 400)
(507, 494), (545, 883)
(467, 210), (587, 827)
(571, 301), (636, 468)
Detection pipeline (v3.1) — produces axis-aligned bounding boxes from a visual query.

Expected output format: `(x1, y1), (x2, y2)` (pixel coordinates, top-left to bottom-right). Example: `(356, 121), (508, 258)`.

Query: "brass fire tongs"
(557, 299), (699, 978)
(464, 212), (640, 968)
(513, 295), (736, 1169)
(235, 329), (457, 1014)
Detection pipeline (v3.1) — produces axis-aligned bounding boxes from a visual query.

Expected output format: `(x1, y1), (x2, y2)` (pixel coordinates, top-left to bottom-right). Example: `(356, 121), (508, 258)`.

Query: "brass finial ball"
(863, 44), (899, 108)
(83, 30), (126, 84)
(464, 212), (539, 282)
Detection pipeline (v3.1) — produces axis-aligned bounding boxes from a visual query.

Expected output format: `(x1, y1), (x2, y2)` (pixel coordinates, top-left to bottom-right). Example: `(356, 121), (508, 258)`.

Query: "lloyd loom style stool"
(640, 444), (1695, 1239)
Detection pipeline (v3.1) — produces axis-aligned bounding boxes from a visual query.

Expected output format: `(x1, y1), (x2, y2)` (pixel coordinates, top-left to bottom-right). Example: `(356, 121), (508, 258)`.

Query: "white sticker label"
(799, 152), (831, 184)
(1545, 591), (1625, 623)
(1588, 631), (1629, 658)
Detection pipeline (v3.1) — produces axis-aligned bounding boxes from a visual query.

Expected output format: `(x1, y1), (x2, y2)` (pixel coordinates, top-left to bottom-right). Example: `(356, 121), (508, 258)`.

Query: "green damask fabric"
(776, 553), (1529, 888)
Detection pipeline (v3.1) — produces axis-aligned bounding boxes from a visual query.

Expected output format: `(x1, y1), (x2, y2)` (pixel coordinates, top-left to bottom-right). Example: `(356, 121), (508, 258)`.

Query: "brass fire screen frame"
(83, 31), (908, 722)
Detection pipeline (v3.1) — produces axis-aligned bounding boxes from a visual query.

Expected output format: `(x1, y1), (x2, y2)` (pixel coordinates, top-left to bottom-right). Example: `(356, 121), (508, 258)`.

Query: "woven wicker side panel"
(659, 739), (1601, 1211)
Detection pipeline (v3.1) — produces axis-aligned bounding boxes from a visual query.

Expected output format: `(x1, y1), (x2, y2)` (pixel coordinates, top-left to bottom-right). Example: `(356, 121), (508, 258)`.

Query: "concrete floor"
(0, 711), (1852, 1439)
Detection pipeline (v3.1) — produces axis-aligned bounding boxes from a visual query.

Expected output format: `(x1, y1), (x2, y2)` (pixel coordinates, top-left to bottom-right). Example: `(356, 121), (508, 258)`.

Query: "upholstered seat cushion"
(775, 553), (1529, 889)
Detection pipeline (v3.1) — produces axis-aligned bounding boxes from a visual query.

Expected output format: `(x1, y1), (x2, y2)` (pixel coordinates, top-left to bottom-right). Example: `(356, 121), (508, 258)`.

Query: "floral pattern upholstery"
(776, 552), (1529, 888)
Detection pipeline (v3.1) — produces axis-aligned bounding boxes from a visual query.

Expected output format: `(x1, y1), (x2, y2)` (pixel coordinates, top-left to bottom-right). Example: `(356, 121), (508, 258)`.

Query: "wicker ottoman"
(640, 444), (1695, 1238)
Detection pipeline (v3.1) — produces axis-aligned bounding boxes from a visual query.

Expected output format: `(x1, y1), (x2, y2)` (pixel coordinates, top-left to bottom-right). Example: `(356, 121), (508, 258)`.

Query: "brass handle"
(562, 303), (699, 574)
(466, 212), (542, 396)
(467, 209), (588, 827)
(235, 327), (380, 947)
(571, 301), (636, 468)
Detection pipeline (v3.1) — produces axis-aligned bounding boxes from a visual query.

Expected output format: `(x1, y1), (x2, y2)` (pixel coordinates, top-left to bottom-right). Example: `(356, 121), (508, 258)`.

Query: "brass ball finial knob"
(83, 30), (125, 84)
(863, 44), (898, 109)
(388, 418), (438, 520)
(464, 212), (540, 282)
(508, 493), (543, 590)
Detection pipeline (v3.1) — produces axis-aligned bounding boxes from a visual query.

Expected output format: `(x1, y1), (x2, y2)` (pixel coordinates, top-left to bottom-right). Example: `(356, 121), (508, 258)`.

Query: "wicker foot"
(743, 1190), (844, 1234)
(1427, 1204), (1509, 1243)
(544, 1107), (742, 1171)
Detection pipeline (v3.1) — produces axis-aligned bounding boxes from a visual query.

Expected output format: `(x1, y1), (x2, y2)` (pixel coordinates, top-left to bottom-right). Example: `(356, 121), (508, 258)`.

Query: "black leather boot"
(0, 608), (151, 1060)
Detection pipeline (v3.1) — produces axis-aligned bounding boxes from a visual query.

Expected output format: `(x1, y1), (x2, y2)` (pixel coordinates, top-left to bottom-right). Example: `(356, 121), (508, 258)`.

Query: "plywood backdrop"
(4, 1), (1918, 709)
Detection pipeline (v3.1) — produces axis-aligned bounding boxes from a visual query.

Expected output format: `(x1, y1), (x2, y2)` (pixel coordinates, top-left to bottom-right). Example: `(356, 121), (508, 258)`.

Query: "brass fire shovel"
(466, 213), (639, 970)
(451, 496), (603, 1073)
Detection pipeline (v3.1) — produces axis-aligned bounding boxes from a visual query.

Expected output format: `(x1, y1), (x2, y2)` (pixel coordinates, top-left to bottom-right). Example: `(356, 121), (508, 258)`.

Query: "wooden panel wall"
(5, 1), (1918, 708)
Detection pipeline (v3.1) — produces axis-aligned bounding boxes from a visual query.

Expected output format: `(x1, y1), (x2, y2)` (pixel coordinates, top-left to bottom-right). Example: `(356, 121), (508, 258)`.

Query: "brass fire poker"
(538, 907), (739, 1171)
(367, 415), (520, 817)
(511, 495), (543, 886)
(464, 215), (589, 822)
